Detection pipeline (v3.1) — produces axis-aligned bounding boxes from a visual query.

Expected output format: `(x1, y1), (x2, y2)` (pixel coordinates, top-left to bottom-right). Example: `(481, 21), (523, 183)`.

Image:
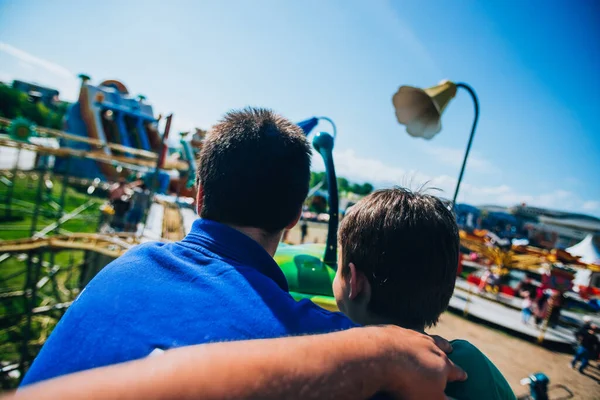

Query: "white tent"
(566, 234), (600, 265)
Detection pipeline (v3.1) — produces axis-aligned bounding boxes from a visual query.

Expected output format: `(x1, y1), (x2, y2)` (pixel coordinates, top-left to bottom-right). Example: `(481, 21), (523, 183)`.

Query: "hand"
(428, 334), (453, 354)
(371, 326), (467, 400)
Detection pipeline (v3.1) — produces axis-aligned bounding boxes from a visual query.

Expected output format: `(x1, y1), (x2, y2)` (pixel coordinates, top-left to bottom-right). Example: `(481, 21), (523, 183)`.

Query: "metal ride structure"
(0, 233), (136, 385)
(0, 111), (190, 386)
(456, 230), (599, 342)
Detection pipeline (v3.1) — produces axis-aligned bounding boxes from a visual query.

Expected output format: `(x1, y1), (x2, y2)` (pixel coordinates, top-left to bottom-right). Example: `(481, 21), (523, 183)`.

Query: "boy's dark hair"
(197, 107), (311, 233)
(338, 188), (459, 329)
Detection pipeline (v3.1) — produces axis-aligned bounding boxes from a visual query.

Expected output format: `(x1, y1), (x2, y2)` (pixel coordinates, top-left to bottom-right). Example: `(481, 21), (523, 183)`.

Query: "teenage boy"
(333, 188), (516, 400)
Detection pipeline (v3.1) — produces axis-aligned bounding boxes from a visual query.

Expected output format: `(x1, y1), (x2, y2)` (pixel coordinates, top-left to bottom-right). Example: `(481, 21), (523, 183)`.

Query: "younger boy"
(333, 188), (516, 400)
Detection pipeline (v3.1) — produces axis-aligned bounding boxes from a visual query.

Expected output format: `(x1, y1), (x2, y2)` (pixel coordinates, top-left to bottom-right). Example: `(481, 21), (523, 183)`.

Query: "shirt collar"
(181, 218), (289, 292)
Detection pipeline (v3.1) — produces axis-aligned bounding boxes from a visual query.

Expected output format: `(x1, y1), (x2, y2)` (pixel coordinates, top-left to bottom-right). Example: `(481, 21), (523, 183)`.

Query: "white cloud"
(17, 60), (34, 71)
(0, 42), (72, 78)
(312, 147), (598, 215)
(0, 42), (79, 100)
(583, 201), (600, 211)
(418, 144), (499, 174)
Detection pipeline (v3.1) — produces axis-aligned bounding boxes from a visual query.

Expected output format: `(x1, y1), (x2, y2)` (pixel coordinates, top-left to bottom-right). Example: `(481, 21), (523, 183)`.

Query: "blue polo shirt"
(22, 219), (356, 386)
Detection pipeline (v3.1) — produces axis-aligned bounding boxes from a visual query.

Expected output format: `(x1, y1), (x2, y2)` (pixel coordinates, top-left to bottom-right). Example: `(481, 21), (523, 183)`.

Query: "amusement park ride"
(0, 77), (200, 384)
(0, 77), (598, 392)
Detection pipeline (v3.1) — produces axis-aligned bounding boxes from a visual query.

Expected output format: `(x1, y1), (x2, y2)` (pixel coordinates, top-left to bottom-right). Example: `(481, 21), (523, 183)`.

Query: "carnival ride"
(56, 77), (162, 182)
(0, 81), (199, 386)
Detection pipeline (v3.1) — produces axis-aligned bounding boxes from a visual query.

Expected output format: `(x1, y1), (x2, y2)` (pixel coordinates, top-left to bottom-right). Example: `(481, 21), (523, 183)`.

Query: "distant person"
(108, 178), (131, 231)
(108, 178), (128, 202)
(465, 212), (475, 233)
(125, 183), (151, 232)
(571, 317), (599, 373)
(547, 292), (563, 328)
(577, 316), (593, 335)
(478, 269), (491, 293)
(300, 219), (308, 243)
(534, 291), (549, 326)
(333, 188), (516, 400)
(521, 291), (533, 324)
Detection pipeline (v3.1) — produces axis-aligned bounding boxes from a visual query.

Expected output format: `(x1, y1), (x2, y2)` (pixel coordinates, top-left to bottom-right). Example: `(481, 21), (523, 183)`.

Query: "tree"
(337, 177), (349, 193)
(309, 172), (374, 196)
(349, 183), (361, 194)
(360, 183), (374, 195)
(310, 171), (327, 190)
(0, 84), (21, 119)
(0, 83), (70, 130)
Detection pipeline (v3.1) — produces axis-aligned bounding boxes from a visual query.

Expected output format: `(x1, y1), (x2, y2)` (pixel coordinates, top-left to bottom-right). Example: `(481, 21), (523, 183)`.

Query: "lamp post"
(295, 116), (339, 268)
(296, 116), (337, 140)
(392, 80), (480, 206)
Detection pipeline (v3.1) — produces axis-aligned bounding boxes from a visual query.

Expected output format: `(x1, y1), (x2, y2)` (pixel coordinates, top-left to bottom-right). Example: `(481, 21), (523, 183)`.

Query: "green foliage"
(309, 171), (327, 189)
(355, 182), (374, 195)
(309, 172), (374, 196)
(0, 83), (70, 130)
(337, 177), (349, 192)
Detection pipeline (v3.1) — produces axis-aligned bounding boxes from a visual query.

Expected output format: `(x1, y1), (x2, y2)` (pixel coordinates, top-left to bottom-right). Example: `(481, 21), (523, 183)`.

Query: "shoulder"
(446, 340), (516, 400)
(282, 298), (358, 334)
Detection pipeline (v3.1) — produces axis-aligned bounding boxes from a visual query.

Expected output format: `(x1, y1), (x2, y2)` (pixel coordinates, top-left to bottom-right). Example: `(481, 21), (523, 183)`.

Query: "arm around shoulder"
(13, 326), (466, 400)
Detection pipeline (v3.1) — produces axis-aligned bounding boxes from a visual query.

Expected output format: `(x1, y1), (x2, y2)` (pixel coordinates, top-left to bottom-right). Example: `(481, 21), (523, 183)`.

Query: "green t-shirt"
(445, 340), (516, 400)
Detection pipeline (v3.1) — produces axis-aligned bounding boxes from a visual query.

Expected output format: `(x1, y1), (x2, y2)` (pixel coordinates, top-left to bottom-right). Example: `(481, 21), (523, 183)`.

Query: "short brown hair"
(338, 188), (459, 329)
(197, 108), (311, 232)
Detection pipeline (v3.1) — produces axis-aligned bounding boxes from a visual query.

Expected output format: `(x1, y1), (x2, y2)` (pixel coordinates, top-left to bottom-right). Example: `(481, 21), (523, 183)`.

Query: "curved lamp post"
(296, 116), (339, 268)
(392, 80), (479, 206)
(296, 116), (337, 140)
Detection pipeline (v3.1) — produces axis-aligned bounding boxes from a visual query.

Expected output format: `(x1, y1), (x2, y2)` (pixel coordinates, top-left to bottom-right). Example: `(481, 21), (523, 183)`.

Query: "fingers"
(430, 335), (453, 354)
(446, 359), (468, 382)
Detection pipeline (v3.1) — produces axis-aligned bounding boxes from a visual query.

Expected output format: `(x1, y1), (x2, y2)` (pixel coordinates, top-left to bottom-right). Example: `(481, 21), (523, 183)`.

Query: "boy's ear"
(195, 185), (204, 215)
(348, 262), (368, 301)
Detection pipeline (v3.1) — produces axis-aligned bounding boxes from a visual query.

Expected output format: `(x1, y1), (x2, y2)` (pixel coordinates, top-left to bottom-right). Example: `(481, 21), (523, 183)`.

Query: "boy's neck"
(356, 313), (425, 333)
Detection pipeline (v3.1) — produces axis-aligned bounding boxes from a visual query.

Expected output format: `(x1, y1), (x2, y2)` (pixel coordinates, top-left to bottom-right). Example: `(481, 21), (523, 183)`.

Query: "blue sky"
(1, 0), (599, 215)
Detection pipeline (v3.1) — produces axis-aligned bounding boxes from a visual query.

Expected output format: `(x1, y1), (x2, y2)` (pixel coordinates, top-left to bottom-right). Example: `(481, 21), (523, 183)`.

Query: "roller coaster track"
(0, 137), (188, 172)
(0, 233), (138, 258)
(0, 117), (189, 171)
(0, 117), (157, 160)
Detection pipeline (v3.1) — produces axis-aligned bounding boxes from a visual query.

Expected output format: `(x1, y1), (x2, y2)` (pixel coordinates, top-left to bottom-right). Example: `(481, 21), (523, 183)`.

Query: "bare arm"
(13, 326), (466, 400)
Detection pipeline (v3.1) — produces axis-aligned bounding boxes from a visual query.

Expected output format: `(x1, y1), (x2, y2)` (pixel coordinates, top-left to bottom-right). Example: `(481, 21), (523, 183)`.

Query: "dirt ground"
(431, 312), (599, 399)
(284, 221), (329, 245)
(286, 222), (600, 399)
